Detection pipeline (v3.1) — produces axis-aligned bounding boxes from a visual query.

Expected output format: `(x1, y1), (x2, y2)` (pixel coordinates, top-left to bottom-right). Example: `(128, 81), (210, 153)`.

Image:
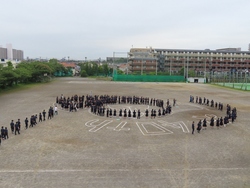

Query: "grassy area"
(213, 82), (250, 91)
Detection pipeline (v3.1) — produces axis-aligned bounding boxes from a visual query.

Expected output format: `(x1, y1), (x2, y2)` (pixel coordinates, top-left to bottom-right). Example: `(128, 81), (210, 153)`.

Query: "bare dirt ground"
(0, 77), (249, 188)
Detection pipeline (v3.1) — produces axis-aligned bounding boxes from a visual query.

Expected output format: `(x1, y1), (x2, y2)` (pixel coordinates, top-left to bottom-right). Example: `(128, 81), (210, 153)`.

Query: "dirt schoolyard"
(0, 77), (249, 188)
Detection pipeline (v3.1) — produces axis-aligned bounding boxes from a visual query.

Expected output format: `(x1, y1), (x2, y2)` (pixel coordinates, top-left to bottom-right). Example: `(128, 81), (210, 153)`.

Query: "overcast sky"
(1, 0), (250, 60)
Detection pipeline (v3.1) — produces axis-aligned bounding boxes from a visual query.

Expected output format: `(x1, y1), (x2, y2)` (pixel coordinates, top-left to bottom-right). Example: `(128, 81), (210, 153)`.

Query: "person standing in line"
(25, 117), (29, 129)
(1, 127), (4, 139)
(145, 109), (148, 118)
(4, 127), (8, 139)
(137, 109), (140, 119)
(17, 119), (21, 131)
(39, 113), (42, 122)
(216, 118), (220, 129)
(192, 121), (195, 134)
(203, 118), (207, 130)
(173, 98), (176, 106)
(15, 121), (20, 135)
(197, 120), (202, 133)
(42, 110), (46, 121)
(10, 120), (14, 134)
(54, 105), (58, 115)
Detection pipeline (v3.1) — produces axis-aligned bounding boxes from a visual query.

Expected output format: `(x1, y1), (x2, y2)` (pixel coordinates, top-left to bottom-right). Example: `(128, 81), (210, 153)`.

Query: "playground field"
(0, 77), (249, 188)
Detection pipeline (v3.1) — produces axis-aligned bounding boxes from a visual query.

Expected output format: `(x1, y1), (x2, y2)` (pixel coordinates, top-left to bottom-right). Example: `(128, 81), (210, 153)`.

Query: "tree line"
(0, 59), (69, 89)
(79, 62), (113, 77)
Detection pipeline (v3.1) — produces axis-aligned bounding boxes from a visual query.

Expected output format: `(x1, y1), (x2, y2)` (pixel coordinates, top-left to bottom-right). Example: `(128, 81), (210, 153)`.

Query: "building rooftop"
(154, 48), (250, 54)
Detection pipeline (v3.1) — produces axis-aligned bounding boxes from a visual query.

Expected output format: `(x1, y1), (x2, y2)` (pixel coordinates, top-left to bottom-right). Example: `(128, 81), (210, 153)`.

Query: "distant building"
(60, 62), (79, 76)
(0, 44), (24, 61)
(128, 48), (158, 74)
(127, 46), (250, 75)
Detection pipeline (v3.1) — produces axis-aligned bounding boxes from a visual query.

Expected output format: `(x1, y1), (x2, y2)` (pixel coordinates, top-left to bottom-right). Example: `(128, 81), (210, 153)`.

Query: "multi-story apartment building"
(128, 48), (158, 74)
(0, 44), (24, 61)
(128, 46), (250, 75)
(154, 48), (250, 75)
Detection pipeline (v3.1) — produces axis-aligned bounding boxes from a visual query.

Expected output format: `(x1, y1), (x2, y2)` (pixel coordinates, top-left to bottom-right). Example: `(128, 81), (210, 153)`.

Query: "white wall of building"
(188, 77), (206, 83)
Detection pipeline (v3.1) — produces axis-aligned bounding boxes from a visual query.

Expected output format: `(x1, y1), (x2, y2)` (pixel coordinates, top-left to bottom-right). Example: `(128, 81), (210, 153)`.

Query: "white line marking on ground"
(0, 167), (248, 173)
(85, 119), (113, 132)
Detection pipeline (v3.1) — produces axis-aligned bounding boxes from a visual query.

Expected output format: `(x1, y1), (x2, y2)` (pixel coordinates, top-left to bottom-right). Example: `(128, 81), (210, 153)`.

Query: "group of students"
(0, 106), (58, 146)
(85, 94), (175, 119)
(190, 95), (224, 111)
(191, 101), (238, 134)
(55, 94), (177, 120)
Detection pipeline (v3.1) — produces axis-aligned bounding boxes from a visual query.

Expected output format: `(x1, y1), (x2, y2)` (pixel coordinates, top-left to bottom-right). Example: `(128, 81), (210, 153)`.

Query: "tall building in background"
(128, 47), (158, 74)
(0, 47), (7, 60)
(6, 43), (13, 60)
(0, 44), (24, 61)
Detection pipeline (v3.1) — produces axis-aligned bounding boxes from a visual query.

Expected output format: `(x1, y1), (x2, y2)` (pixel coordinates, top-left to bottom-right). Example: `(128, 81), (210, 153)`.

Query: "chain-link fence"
(211, 72), (250, 91)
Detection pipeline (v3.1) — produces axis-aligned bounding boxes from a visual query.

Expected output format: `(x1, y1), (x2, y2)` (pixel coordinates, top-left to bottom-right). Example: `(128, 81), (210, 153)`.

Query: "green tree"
(102, 64), (109, 76)
(80, 70), (88, 77)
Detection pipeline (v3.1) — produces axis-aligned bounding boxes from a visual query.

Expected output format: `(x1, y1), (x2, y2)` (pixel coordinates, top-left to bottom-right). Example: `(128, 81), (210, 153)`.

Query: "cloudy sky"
(1, 0), (250, 60)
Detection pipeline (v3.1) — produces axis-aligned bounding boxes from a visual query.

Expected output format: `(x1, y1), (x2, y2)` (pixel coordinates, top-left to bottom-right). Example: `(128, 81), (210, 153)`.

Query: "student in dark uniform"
(137, 110), (140, 119)
(34, 114), (37, 125)
(17, 119), (21, 130)
(25, 117), (29, 129)
(119, 109), (122, 118)
(113, 109), (116, 117)
(153, 110), (156, 119)
(162, 108), (165, 116)
(106, 108), (109, 117)
(203, 118), (207, 130)
(15, 121), (20, 135)
(128, 110), (131, 118)
(158, 109), (161, 117)
(109, 109), (112, 117)
(210, 117), (214, 127)
(145, 109), (149, 118)
(151, 109), (154, 119)
(216, 118), (220, 129)
(224, 116), (229, 126)
(192, 121), (195, 134)
(197, 120), (202, 133)
(123, 109), (127, 118)
(4, 127), (8, 139)
(10, 120), (14, 134)
(30, 116), (33, 127)
(1, 127), (4, 139)
(220, 117), (224, 127)
(42, 110), (46, 121)
(48, 108), (52, 119)
(133, 110), (136, 118)
(39, 113), (42, 122)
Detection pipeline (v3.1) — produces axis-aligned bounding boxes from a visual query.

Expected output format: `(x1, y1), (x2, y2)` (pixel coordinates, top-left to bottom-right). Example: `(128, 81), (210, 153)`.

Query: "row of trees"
(79, 62), (113, 77)
(0, 59), (69, 89)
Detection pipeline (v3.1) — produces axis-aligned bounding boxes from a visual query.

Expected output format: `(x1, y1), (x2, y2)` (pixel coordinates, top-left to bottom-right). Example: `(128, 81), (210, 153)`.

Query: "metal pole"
(141, 58), (143, 75)
(183, 59), (185, 78)
(170, 59), (172, 76)
(126, 52), (128, 75)
(113, 52), (115, 78)
(204, 59), (206, 78)
(156, 60), (157, 75)
(187, 55), (189, 81)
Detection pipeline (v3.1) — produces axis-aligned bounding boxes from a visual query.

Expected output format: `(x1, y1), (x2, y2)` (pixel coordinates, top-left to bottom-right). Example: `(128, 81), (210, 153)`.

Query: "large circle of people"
(0, 94), (237, 145)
